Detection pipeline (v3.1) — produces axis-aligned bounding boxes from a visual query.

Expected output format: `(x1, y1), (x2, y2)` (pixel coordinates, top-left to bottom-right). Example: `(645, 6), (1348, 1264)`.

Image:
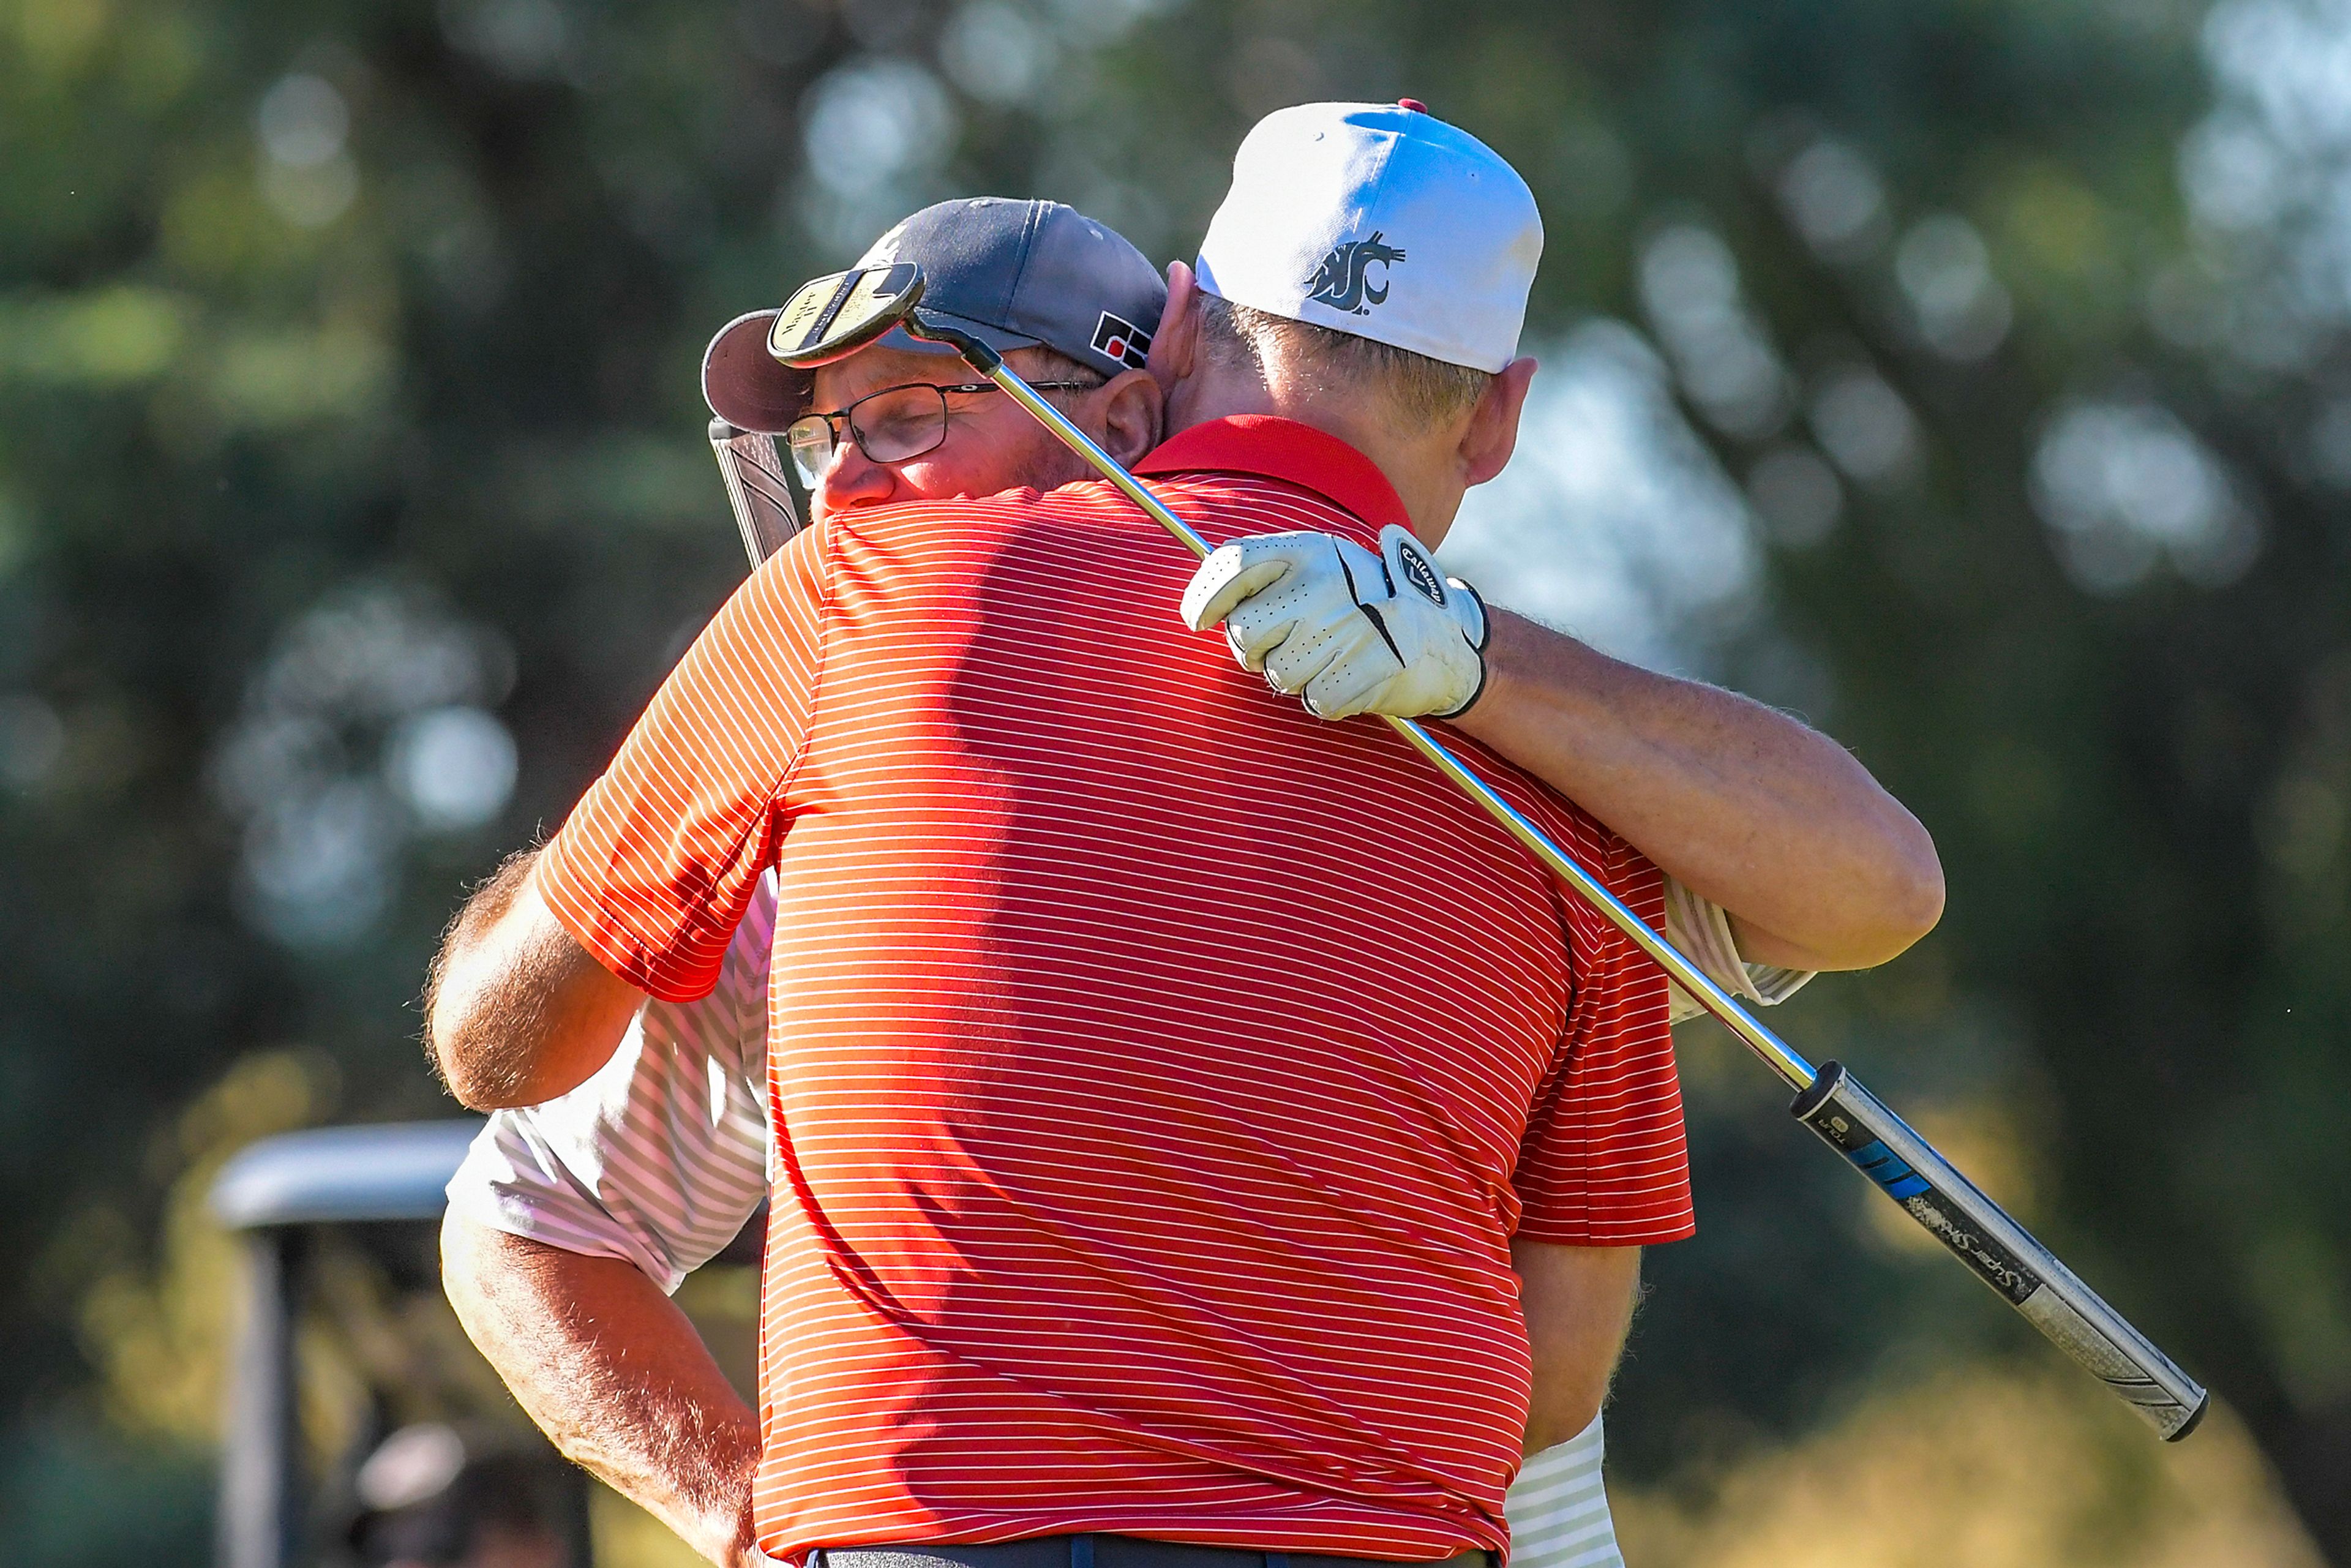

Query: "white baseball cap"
(1193, 100), (1542, 374)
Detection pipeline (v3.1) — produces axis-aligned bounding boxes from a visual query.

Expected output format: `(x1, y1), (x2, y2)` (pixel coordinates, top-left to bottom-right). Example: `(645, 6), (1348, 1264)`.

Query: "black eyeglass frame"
(784, 376), (1103, 484)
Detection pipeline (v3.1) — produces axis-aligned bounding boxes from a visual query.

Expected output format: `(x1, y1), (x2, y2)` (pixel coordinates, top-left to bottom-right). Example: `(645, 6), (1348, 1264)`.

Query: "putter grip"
(709, 419), (803, 567)
(1793, 1062), (2208, 1439)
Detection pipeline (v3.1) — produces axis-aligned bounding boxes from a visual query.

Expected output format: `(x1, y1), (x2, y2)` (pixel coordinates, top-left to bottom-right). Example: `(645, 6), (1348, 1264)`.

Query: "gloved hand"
(1179, 523), (1491, 720)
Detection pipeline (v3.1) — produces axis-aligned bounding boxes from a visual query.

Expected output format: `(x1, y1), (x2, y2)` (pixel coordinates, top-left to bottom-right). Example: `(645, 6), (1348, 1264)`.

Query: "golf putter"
(757, 264), (2210, 1441)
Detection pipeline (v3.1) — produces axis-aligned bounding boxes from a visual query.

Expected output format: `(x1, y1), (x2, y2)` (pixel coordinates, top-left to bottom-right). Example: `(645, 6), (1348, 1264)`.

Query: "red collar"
(1134, 415), (1412, 532)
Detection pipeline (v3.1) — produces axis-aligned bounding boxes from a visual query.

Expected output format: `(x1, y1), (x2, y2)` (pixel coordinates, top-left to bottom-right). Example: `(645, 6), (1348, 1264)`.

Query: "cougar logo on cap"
(1304, 231), (1408, 315)
(1091, 311), (1153, 370)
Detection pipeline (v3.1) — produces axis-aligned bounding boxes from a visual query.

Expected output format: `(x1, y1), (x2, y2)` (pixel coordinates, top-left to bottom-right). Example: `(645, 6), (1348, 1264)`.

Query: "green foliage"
(0, 1417), (214, 1568)
(2, 0), (2345, 1558)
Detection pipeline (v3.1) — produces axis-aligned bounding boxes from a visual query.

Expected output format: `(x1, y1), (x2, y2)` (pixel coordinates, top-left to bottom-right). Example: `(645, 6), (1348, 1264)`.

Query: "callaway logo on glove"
(1180, 525), (1491, 720)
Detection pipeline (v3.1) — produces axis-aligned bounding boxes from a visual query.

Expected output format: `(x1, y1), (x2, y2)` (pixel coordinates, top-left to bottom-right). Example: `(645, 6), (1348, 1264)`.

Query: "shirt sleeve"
(1504, 1415), (1620, 1568)
(1660, 877), (1818, 1024)
(535, 522), (830, 1003)
(443, 874), (778, 1293)
(1512, 806), (1694, 1247)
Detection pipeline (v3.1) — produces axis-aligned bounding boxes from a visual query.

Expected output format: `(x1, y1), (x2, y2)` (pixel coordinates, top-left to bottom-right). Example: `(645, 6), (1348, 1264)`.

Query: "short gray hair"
(1008, 343), (1106, 386)
(1193, 293), (1494, 427)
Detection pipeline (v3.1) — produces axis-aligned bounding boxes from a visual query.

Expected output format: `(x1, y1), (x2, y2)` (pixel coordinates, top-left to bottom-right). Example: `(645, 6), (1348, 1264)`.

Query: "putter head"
(766, 263), (926, 369)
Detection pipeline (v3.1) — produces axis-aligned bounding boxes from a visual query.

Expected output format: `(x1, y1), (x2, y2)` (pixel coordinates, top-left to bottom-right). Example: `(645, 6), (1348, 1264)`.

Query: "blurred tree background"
(2, 0), (2347, 1562)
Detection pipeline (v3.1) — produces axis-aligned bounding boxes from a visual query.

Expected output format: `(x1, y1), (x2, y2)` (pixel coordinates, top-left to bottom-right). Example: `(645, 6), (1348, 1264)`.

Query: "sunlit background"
(4, 0), (2349, 1562)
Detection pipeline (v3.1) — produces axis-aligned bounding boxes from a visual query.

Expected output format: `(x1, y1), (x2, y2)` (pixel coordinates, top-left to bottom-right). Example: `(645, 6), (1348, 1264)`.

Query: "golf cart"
(210, 1119), (762, 1568)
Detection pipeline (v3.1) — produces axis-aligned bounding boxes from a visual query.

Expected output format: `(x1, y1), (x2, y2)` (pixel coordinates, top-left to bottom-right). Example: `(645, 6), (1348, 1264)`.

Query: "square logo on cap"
(1091, 311), (1153, 370)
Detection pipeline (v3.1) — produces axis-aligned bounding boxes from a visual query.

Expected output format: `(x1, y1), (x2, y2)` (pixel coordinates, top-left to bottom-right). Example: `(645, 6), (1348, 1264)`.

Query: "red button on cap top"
(1397, 98), (1428, 113)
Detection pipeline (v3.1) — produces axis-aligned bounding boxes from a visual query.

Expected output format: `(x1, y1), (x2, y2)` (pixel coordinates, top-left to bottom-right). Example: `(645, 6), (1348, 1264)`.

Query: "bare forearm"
(1512, 1240), (1641, 1454)
(441, 1215), (762, 1567)
(427, 849), (643, 1108)
(1454, 610), (1943, 970)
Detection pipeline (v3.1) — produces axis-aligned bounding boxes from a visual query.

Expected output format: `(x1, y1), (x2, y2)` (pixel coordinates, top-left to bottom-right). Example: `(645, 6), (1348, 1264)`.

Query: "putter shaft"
(748, 274), (2205, 1439)
(964, 338), (2211, 1438)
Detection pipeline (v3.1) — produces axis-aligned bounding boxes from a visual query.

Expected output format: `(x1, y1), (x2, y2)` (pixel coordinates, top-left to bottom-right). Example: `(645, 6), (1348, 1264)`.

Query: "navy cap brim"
(696, 310), (808, 432)
(702, 307), (1046, 433)
(702, 310), (811, 433)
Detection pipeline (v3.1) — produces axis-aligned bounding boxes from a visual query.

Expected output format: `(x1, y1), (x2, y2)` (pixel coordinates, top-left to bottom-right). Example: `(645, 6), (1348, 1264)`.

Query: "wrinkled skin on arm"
(1456, 612), (1946, 974)
(441, 1212), (766, 1568)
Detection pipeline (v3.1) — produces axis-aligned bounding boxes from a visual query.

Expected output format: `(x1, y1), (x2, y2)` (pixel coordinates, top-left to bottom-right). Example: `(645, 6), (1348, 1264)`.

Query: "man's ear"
(1146, 260), (1199, 397)
(1460, 356), (1538, 489)
(1094, 366), (1163, 467)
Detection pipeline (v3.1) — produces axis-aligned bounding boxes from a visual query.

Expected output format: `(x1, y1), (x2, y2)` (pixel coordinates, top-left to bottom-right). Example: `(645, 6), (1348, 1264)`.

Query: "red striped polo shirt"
(536, 415), (1693, 1565)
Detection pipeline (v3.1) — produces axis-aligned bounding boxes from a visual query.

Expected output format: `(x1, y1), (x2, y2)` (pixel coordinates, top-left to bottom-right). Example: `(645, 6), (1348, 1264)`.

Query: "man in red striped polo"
(432, 105), (1940, 1568)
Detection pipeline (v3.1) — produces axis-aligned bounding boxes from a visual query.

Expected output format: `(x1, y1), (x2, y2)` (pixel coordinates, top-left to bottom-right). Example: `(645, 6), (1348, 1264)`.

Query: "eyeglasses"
(784, 377), (1101, 487)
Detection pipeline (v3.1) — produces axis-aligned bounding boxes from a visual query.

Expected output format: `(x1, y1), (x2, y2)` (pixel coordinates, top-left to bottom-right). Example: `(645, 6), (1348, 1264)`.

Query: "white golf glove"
(1179, 524), (1491, 720)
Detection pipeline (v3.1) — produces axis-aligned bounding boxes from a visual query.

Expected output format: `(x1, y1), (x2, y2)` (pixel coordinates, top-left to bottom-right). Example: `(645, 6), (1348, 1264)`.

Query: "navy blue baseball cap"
(703, 198), (1168, 433)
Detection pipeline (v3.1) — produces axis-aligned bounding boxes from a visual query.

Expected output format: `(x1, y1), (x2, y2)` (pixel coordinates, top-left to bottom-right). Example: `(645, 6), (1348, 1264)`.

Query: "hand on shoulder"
(1179, 524), (1490, 720)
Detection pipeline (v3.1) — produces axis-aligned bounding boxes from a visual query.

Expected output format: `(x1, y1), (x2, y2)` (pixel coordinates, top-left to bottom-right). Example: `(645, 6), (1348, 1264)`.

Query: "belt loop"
(1072, 1535), (1095, 1568)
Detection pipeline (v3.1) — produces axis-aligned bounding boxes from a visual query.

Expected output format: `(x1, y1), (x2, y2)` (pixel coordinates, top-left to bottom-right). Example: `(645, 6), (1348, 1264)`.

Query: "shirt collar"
(1133, 415), (1412, 533)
